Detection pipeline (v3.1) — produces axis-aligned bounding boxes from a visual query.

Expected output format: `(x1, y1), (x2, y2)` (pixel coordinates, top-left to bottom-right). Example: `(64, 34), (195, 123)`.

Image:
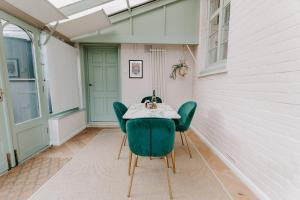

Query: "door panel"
(0, 21), (49, 164)
(87, 47), (119, 122)
(16, 124), (45, 160)
(0, 95), (10, 174)
(0, 21), (12, 174)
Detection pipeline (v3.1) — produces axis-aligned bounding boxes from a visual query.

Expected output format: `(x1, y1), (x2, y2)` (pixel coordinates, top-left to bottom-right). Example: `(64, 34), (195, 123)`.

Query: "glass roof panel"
(129, 0), (153, 7)
(49, 0), (157, 24)
(66, 0), (127, 19)
(48, 0), (81, 8)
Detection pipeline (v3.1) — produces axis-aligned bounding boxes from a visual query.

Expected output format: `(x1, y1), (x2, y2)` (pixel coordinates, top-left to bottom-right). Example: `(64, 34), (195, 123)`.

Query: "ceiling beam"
(125, 0), (133, 35)
(0, 1), (72, 43)
(110, 0), (181, 24)
(60, 0), (113, 16)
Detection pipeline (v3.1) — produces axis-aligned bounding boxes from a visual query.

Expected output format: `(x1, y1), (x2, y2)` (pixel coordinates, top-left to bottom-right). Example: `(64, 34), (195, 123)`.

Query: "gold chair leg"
(128, 155), (138, 197)
(124, 135), (127, 146)
(128, 151), (132, 176)
(135, 156), (138, 167)
(164, 157), (173, 200)
(117, 135), (126, 160)
(170, 150), (176, 174)
(166, 155), (170, 168)
(184, 134), (192, 158)
(180, 132), (184, 146)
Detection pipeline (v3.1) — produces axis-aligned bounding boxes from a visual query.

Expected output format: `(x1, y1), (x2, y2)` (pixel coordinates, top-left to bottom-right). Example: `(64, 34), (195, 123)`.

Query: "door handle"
(89, 84), (93, 87)
(0, 89), (3, 102)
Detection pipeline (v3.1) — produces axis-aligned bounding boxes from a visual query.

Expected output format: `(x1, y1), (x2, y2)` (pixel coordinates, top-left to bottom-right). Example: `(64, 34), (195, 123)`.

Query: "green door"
(0, 78), (11, 174)
(87, 47), (119, 122)
(0, 15), (49, 165)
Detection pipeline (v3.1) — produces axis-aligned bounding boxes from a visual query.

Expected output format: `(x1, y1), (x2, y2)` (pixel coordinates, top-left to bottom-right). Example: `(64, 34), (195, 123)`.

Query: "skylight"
(48, 0), (81, 8)
(70, 0), (127, 18)
(48, 0), (155, 20)
(129, 0), (153, 7)
(70, 0), (155, 19)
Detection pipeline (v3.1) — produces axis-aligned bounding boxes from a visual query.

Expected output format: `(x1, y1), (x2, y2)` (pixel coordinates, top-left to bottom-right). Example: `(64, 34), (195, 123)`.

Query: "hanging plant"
(169, 60), (189, 80)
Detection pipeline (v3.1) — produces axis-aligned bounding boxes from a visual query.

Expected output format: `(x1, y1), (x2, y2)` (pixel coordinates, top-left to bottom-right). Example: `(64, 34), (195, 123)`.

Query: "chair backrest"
(113, 102), (128, 133)
(126, 118), (175, 157)
(141, 96), (163, 103)
(177, 101), (197, 132)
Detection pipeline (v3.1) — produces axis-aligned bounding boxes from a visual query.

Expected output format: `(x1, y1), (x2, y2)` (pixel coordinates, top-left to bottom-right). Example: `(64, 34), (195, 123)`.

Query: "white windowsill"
(198, 64), (227, 78)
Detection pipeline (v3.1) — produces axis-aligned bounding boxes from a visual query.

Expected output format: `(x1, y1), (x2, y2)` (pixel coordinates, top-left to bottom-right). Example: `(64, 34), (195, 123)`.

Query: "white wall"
(121, 44), (194, 110)
(192, 1), (300, 200)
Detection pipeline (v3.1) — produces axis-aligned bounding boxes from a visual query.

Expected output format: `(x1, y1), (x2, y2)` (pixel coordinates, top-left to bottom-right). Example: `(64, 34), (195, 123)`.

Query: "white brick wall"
(192, 1), (300, 199)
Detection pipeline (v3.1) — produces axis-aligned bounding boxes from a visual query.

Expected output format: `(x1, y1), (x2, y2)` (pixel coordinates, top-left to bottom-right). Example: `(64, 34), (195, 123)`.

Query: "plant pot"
(179, 67), (188, 77)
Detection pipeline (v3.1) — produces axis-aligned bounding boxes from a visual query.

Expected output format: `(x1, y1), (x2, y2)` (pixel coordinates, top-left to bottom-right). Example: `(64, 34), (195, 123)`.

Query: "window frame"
(200, 0), (230, 77)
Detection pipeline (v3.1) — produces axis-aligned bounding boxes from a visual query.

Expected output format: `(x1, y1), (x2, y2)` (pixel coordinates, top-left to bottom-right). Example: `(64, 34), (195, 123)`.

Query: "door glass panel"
(3, 24), (40, 124)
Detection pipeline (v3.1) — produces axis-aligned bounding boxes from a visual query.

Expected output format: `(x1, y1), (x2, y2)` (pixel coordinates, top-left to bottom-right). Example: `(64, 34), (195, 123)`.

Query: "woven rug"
(0, 156), (70, 200)
(29, 129), (231, 200)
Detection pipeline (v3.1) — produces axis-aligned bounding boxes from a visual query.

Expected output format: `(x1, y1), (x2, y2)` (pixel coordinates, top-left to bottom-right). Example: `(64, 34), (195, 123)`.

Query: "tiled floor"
(0, 128), (100, 200)
(0, 156), (70, 200)
(0, 128), (257, 200)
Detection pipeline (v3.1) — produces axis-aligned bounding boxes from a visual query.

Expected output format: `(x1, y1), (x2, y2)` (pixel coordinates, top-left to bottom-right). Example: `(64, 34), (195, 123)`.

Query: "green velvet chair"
(175, 101), (197, 158)
(126, 118), (175, 200)
(113, 102), (128, 160)
(141, 96), (163, 103)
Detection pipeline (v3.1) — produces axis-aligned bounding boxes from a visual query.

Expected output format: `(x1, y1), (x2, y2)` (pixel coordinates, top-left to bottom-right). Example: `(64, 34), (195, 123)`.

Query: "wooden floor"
(0, 127), (257, 200)
(187, 130), (258, 200)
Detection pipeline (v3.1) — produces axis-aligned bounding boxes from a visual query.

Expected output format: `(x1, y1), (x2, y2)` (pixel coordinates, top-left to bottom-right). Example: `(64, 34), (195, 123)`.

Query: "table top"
(123, 103), (181, 119)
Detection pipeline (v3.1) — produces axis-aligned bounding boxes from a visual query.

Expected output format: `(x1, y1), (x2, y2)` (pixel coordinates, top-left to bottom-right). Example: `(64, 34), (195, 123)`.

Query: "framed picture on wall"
(7, 59), (19, 78)
(129, 60), (143, 79)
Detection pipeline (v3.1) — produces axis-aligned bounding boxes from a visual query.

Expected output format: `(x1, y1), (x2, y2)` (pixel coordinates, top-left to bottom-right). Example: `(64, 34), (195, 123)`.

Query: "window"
(207, 0), (230, 67)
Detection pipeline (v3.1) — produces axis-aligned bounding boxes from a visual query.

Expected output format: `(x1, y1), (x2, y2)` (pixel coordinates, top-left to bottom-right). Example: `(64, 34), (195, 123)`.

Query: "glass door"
(0, 15), (49, 164)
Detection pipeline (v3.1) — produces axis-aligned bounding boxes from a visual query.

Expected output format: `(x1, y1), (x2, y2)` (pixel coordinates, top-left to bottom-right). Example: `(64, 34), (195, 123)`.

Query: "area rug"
(29, 129), (231, 200)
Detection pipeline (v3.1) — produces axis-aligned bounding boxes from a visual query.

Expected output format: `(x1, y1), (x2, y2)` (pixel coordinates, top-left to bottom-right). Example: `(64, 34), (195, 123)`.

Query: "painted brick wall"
(121, 44), (194, 109)
(192, 0), (300, 199)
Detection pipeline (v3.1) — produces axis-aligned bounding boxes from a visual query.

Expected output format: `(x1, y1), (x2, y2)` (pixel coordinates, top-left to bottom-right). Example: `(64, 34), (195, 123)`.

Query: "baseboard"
(87, 122), (118, 128)
(190, 125), (270, 200)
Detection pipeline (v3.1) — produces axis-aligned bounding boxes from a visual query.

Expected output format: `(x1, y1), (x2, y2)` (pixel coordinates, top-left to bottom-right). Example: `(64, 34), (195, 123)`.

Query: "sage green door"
(87, 47), (119, 122)
(0, 15), (49, 165)
(0, 79), (11, 174)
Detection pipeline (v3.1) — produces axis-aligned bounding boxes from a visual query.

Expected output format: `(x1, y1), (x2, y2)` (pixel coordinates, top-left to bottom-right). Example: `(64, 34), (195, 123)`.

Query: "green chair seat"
(113, 102), (128, 160)
(126, 118), (175, 199)
(175, 101), (197, 132)
(141, 96), (163, 103)
(174, 101), (197, 159)
(113, 102), (128, 133)
(126, 118), (175, 157)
